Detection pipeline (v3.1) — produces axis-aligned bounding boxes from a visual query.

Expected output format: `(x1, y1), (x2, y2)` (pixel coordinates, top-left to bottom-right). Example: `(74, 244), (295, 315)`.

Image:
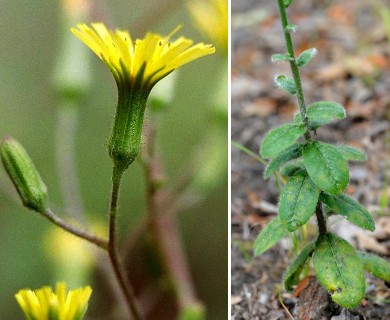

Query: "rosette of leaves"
(254, 0), (390, 309)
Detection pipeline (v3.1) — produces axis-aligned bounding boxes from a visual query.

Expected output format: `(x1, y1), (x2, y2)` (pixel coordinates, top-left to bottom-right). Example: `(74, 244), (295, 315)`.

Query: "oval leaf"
(306, 101), (346, 129)
(260, 124), (306, 159)
(297, 48), (318, 67)
(284, 240), (316, 290)
(264, 144), (301, 178)
(313, 233), (365, 308)
(271, 53), (293, 62)
(274, 75), (297, 95)
(358, 251), (390, 282)
(279, 172), (320, 231)
(334, 145), (367, 161)
(303, 141), (349, 195)
(254, 217), (287, 256)
(319, 193), (375, 231)
(280, 160), (305, 177)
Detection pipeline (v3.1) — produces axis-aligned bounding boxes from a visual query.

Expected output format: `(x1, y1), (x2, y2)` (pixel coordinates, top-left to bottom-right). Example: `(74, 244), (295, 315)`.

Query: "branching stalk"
(143, 122), (202, 315)
(43, 209), (108, 250)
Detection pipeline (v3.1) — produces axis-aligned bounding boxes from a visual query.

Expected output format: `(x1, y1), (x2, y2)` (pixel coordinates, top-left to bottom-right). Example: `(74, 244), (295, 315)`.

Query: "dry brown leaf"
(231, 295), (243, 305)
(315, 63), (348, 82)
(355, 232), (389, 255)
(293, 276), (312, 297)
(242, 98), (277, 117)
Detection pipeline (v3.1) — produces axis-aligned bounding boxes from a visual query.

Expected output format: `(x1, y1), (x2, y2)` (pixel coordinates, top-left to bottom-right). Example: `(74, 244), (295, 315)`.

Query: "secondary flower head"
(15, 283), (92, 320)
(188, 0), (228, 54)
(71, 23), (215, 90)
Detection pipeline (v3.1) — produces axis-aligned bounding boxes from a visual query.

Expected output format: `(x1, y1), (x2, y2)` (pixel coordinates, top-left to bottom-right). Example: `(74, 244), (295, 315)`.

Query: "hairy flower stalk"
(71, 23), (215, 172)
(15, 282), (92, 320)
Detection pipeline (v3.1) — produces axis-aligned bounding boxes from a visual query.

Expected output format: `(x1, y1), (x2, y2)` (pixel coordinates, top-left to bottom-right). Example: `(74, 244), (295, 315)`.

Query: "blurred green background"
(0, 0), (227, 318)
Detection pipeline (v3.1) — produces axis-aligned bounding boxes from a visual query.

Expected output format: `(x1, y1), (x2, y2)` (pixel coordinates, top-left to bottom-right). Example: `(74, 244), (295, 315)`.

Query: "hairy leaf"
(303, 141), (349, 195)
(297, 48), (318, 67)
(306, 101), (346, 129)
(271, 53), (293, 62)
(334, 145), (367, 161)
(358, 251), (390, 282)
(260, 124), (306, 159)
(313, 233), (365, 308)
(274, 75), (297, 95)
(284, 240), (316, 290)
(279, 172), (320, 231)
(320, 193), (375, 231)
(280, 160), (306, 177)
(264, 144), (301, 178)
(254, 217), (287, 256)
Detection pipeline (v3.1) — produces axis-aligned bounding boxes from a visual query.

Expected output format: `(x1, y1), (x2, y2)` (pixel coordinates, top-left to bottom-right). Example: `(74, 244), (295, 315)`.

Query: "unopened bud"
(0, 137), (49, 212)
(178, 303), (205, 320)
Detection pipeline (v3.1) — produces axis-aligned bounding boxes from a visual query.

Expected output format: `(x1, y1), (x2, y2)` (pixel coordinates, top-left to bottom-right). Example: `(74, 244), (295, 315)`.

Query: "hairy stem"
(315, 202), (327, 235)
(277, 0), (311, 141)
(108, 167), (142, 320)
(43, 208), (107, 250)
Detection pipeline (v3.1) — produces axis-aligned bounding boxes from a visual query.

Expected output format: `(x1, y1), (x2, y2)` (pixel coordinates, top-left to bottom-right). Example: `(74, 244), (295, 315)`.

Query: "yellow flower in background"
(15, 283), (92, 320)
(188, 0), (228, 53)
(71, 23), (215, 89)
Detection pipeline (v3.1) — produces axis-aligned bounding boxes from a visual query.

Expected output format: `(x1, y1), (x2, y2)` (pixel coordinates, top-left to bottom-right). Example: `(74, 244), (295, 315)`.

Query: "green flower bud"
(0, 137), (49, 212)
(178, 303), (205, 320)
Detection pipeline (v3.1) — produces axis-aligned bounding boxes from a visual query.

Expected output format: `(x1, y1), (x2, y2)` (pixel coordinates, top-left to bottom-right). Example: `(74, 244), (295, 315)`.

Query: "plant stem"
(315, 202), (327, 235)
(277, 0), (311, 141)
(143, 122), (202, 315)
(108, 167), (142, 320)
(43, 208), (108, 250)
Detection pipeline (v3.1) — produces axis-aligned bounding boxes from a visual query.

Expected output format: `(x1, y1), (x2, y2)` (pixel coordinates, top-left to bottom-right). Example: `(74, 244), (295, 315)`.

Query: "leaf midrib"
(312, 143), (338, 187)
(326, 235), (347, 292)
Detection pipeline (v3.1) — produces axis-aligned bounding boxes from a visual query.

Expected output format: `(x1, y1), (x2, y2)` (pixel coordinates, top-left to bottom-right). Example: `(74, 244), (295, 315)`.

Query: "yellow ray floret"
(15, 282), (92, 320)
(71, 23), (215, 88)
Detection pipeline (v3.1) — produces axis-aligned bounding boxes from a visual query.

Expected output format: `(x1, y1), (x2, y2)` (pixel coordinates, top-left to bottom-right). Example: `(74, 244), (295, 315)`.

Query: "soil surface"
(231, 0), (390, 319)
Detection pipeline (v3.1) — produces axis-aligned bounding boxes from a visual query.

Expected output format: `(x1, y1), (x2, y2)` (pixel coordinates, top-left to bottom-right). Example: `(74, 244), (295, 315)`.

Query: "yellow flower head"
(188, 0), (228, 53)
(15, 283), (92, 320)
(71, 23), (215, 90)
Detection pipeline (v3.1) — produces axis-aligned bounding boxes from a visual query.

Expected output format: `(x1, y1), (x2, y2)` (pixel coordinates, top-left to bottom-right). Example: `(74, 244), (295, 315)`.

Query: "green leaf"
(279, 172), (320, 231)
(303, 141), (349, 195)
(284, 0), (294, 8)
(319, 193), (375, 231)
(334, 145), (367, 161)
(358, 251), (390, 282)
(271, 53), (293, 62)
(264, 144), (301, 178)
(306, 101), (346, 129)
(280, 160), (305, 177)
(274, 75), (297, 95)
(260, 124), (306, 159)
(313, 233), (365, 308)
(285, 24), (297, 32)
(284, 240), (316, 290)
(297, 48), (318, 67)
(254, 217), (287, 256)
